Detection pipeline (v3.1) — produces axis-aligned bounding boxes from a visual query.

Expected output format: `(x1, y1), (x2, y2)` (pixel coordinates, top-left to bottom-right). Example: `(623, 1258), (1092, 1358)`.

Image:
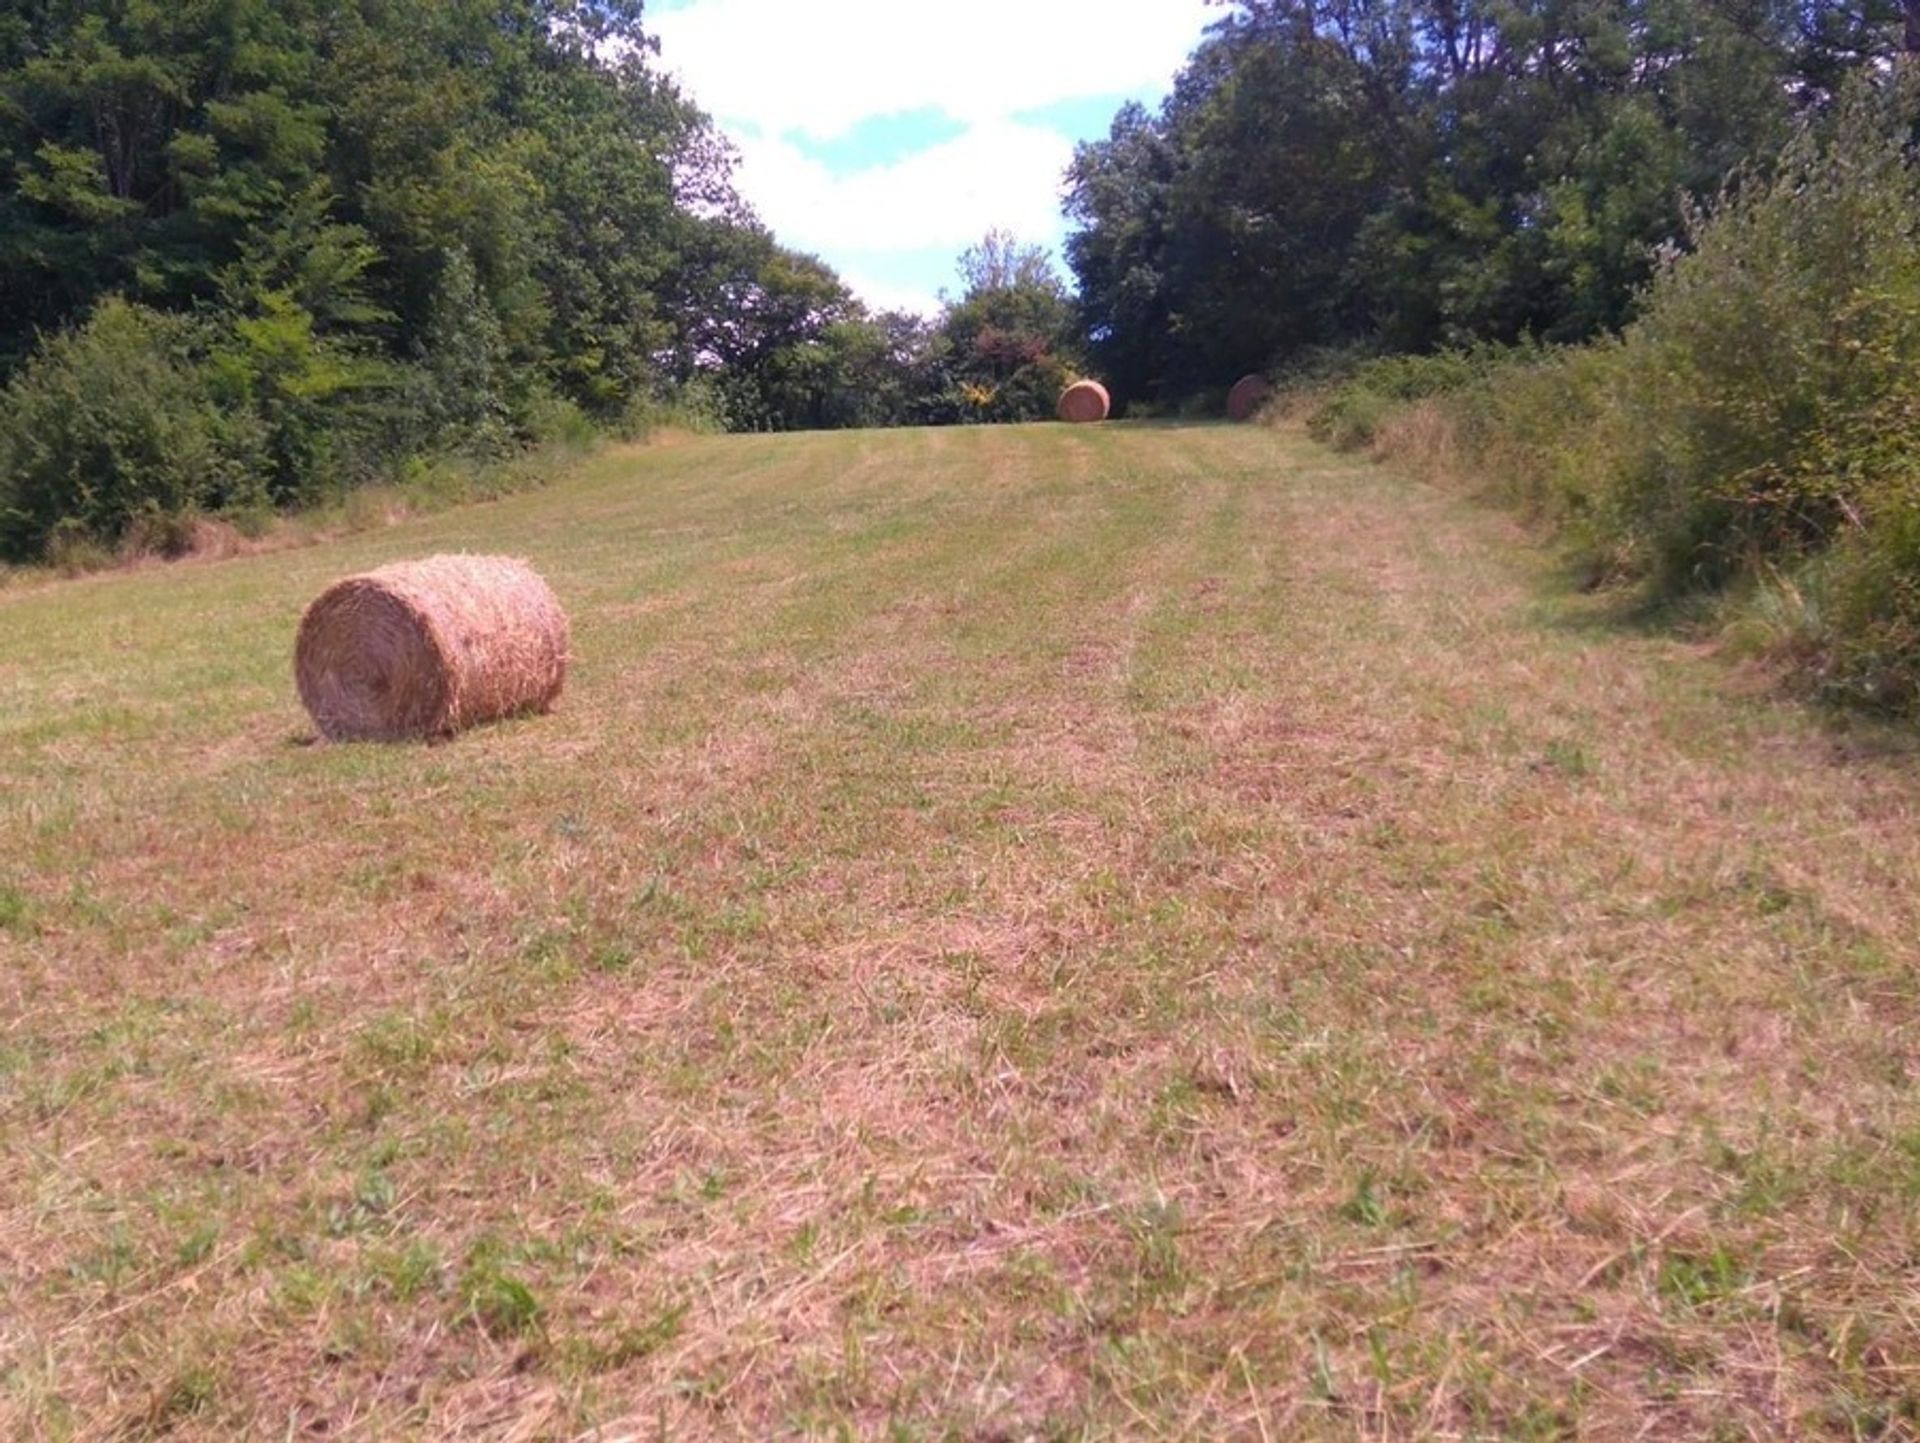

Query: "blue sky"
(648, 0), (1216, 314)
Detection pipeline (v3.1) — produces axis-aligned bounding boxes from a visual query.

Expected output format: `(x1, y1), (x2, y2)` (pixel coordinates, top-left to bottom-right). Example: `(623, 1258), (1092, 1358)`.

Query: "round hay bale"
(295, 554), (569, 742)
(1227, 374), (1272, 423)
(1057, 379), (1111, 424)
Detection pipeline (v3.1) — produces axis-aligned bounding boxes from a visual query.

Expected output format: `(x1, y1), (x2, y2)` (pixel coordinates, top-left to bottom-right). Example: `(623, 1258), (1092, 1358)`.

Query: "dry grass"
(2, 422), (1918, 1439)
(1367, 398), (1462, 478)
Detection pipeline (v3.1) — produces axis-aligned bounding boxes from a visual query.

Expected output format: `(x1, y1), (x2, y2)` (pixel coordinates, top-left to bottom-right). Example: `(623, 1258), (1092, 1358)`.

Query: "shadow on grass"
(1528, 579), (1716, 641)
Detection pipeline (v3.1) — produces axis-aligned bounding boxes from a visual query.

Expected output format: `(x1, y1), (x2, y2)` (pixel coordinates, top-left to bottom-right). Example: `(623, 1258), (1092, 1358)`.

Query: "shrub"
(215, 288), (392, 506)
(1303, 82), (1920, 711)
(0, 300), (264, 561)
(1824, 454), (1920, 711)
(615, 383), (727, 441)
(1309, 385), (1398, 451)
(1601, 89), (1920, 592)
(520, 392), (599, 451)
(409, 249), (516, 458)
(1306, 346), (1517, 451)
(1441, 341), (1648, 569)
(993, 355), (1078, 424)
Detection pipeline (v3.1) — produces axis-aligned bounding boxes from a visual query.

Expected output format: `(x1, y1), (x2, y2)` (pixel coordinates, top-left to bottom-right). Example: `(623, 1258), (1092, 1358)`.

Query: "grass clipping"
(295, 554), (569, 742)
(1227, 374), (1272, 422)
(1057, 379), (1111, 424)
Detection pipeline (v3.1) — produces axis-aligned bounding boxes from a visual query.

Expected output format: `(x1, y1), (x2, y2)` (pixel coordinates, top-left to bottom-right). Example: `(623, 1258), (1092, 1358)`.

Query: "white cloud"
(730, 117), (1075, 257)
(650, 0), (1215, 141)
(836, 274), (944, 318)
(648, 0), (1214, 312)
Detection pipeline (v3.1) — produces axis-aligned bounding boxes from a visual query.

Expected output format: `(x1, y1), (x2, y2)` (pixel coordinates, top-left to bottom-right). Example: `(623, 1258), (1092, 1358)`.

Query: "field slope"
(3, 423), (1917, 1439)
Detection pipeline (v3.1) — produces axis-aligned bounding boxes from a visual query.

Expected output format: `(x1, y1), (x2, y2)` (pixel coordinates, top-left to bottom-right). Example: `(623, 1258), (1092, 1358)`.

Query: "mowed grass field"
(3, 422), (1919, 1440)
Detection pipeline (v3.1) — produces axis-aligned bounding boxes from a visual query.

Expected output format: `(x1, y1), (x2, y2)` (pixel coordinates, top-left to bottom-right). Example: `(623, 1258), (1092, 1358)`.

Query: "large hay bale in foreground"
(295, 554), (569, 742)
(1057, 379), (1111, 424)
(1227, 374), (1272, 423)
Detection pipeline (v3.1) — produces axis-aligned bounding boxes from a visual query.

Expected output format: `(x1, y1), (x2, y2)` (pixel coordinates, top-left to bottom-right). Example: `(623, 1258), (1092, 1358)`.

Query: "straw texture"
(295, 555), (569, 742)
(1057, 379), (1111, 424)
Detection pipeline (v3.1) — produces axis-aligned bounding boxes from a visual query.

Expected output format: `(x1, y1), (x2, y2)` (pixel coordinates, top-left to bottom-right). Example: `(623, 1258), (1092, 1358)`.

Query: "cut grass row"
(2, 421), (1917, 1438)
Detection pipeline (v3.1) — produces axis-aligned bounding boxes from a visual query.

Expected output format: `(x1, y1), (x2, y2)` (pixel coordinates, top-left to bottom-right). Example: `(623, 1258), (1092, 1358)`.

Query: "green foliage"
(1309, 387), (1397, 453)
(1319, 85), (1920, 712)
(0, 300), (261, 560)
(615, 386), (728, 441)
(929, 230), (1083, 423)
(989, 353), (1078, 426)
(520, 393), (599, 452)
(1607, 99), (1920, 589)
(1307, 349), (1514, 450)
(0, 0), (952, 559)
(664, 228), (1084, 434)
(799, 314), (938, 430)
(667, 224), (871, 432)
(1067, 0), (1896, 405)
(217, 287), (387, 504)
(1825, 462), (1920, 710)
(409, 248), (514, 456)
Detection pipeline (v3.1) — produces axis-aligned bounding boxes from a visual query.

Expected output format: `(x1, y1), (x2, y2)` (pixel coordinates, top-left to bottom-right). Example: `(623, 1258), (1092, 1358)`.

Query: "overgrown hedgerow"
(0, 300), (265, 562)
(1306, 83), (1920, 713)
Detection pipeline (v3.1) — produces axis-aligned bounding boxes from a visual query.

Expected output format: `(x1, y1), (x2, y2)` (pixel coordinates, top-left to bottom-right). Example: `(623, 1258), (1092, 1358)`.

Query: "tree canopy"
(1065, 0), (1911, 403)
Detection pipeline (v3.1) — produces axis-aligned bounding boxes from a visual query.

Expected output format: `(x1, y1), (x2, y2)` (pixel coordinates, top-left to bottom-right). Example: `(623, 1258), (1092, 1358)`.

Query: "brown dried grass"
(13, 426), (1920, 1437)
(1368, 397), (1467, 483)
(1226, 374), (1272, 423)
(293, 554), (569, 742)
(1056, 379), (1111, 424)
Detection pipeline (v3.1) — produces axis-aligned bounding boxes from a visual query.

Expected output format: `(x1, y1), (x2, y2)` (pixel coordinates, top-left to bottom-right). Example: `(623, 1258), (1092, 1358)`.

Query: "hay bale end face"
(1227, 374), (1272, 423)
(1057, 379), (1111, 424)
(295, 554), (569, 742)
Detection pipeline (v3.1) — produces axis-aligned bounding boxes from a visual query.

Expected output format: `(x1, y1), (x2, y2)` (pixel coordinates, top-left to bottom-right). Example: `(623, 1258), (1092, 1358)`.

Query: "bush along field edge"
(1287, 86), (1920, 719)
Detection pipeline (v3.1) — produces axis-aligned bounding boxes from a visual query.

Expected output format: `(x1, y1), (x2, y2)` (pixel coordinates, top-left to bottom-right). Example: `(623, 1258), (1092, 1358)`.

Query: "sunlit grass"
(2, 422), (1917, 1437)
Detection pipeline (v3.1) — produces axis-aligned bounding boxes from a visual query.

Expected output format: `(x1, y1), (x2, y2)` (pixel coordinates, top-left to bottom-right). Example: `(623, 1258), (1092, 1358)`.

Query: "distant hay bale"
(1227, 374), (1272, 423)
(295, 554), (569, 742)
(1057, 379), (1111, 424)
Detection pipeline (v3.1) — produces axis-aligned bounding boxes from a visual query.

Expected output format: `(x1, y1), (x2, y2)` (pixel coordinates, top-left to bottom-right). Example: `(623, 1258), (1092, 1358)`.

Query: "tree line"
(1065, 0), (1913, 404)
(16, 0), (1919, 574)
(0, 2), (1083, 561)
